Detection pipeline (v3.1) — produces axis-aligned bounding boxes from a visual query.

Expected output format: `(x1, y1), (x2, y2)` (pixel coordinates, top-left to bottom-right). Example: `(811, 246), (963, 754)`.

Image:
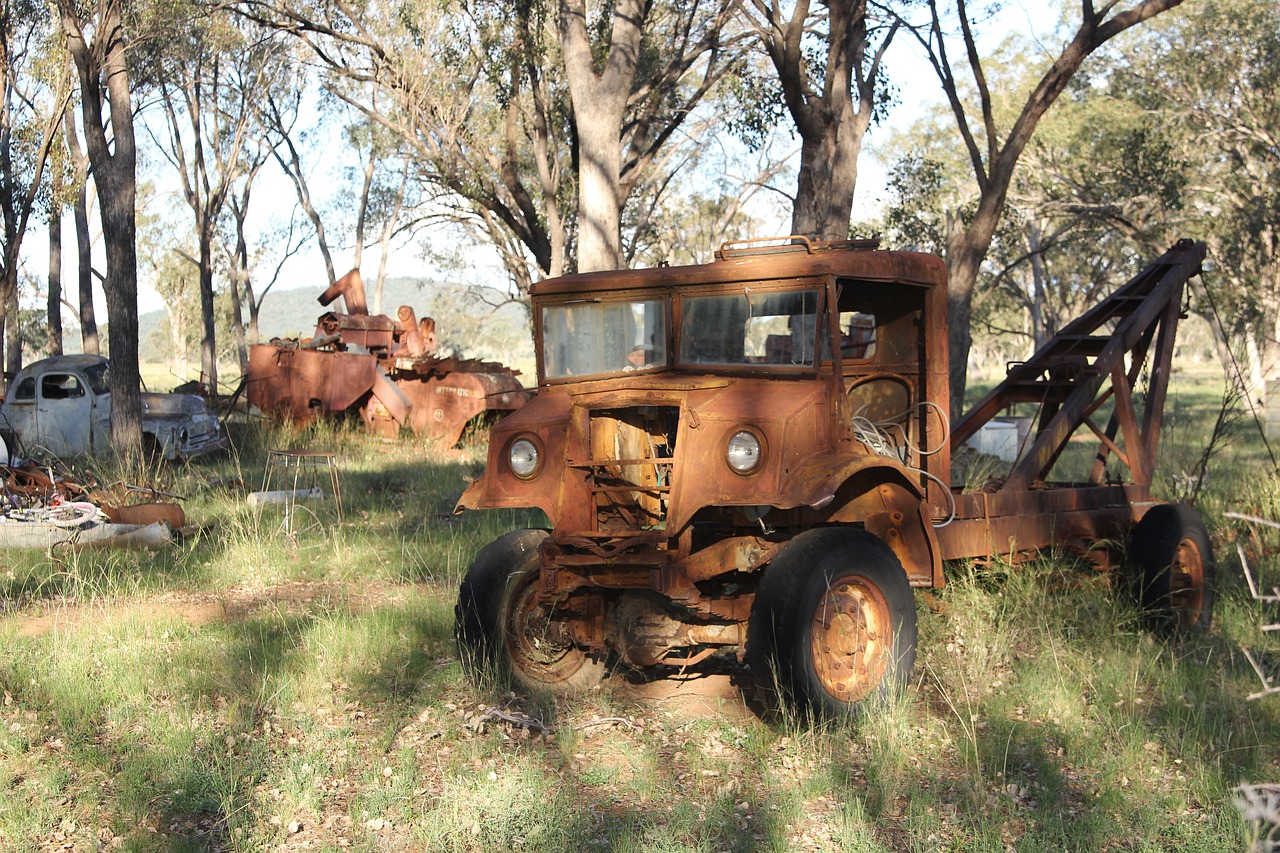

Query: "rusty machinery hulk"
(247, 270), (529, 447)
(454, 237), (1213, 717)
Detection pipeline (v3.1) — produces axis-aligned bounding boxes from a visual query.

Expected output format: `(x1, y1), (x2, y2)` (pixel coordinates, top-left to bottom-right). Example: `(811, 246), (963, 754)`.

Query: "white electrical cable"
(850, 402), (956, 527)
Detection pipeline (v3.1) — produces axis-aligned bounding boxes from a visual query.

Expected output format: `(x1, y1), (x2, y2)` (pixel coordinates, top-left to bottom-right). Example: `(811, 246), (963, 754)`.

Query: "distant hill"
(139, 276), (535, 371)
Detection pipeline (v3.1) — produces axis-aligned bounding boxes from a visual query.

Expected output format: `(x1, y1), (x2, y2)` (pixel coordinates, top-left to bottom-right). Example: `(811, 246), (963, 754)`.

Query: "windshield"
(84, 362), (110, 395)
(542, 298), (668, 380)
(679, 287), (822, 368)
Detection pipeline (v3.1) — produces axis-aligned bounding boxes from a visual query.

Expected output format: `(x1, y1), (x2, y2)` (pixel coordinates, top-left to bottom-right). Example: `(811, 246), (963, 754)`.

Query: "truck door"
(35, 372), (92, 456)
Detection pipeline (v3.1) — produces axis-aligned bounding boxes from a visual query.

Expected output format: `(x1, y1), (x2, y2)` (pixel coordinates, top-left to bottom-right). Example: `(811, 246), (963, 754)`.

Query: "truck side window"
(13, 377), (35, 401)
(837, 311), (877, 359)
(41, 374), (84, 400)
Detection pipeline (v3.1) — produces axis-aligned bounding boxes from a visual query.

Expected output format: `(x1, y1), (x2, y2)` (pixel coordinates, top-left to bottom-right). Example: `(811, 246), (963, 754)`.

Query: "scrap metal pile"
(0, 462), (184, 548)
(246, 270), (530, 446)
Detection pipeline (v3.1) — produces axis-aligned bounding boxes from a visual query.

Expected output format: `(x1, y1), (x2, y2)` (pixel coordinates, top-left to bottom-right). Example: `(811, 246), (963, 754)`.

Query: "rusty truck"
(453, 237), (1212, 717)
(247, 269), (530, 447)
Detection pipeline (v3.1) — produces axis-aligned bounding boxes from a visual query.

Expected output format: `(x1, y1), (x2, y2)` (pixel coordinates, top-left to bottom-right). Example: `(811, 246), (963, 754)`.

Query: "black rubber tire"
(1126, 503), (1215, 633)
(747, 527), (917, 719)
(455, 528), (604, 694)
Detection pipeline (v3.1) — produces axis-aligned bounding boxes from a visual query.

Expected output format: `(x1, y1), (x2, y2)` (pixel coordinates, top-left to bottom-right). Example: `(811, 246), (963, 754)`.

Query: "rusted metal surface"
(456, 236), (1207, 694)
(810, 573), (892, 704)
(246, 269), (530, 447)
(943, 239), (1207, 561)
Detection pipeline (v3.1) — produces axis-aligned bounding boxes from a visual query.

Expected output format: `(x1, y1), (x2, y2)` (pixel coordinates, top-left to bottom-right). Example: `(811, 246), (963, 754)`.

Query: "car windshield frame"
(538, 293), (671, 383)
(676, 281), (826, 373)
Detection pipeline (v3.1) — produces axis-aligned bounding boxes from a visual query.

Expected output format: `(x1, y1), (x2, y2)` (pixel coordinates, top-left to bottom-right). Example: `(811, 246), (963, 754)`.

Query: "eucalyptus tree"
(57, 0), (144, 455)
(742, 0), (897, 239)
(234, 0), (743, 285)
(1107, 0), (1280, 407)
(142, 5), (276, 392)
(557, 0), (739, 270)
(46, 152), (64, 357)
(875, 78), (1188, 373)
(892, 0), (1186, 416)
(0, 0), (71, 383)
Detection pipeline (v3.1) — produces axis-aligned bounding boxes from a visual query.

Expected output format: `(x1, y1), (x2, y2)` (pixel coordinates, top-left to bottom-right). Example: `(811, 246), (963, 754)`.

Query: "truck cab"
(457, 239), (949, 714)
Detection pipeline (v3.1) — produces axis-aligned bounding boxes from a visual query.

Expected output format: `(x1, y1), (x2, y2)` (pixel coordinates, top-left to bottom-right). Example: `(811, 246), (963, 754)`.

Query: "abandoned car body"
(454, 238), (1213, 717)
(0, 355), (226, 460)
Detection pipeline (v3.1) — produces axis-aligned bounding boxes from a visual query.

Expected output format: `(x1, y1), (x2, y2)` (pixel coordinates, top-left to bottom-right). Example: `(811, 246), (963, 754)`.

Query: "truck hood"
(141, 392), (213, 417)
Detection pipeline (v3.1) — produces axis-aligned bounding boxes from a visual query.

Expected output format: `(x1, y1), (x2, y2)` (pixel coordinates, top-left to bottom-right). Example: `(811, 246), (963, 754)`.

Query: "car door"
(35, 372), (92, 456)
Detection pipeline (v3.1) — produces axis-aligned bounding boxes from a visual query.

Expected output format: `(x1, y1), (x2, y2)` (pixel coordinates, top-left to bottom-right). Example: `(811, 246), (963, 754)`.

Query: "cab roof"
(530, 238), (947, 298)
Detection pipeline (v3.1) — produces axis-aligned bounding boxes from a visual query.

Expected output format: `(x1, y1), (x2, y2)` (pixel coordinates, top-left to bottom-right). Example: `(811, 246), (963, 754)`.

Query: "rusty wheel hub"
(1169, 537), (1206, 630)
(810, 575), (891, 703)
(505, 579), (585, 682)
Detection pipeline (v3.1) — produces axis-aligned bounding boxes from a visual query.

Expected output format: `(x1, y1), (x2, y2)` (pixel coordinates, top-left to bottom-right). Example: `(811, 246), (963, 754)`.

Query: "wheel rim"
(1169, 536), (1206, 629)
(810, 574), (893, 704)
(504, 574), (588, 683)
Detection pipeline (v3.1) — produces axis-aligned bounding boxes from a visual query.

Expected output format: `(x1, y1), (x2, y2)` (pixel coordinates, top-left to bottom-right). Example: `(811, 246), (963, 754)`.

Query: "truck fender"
(799, 457), (943, 588)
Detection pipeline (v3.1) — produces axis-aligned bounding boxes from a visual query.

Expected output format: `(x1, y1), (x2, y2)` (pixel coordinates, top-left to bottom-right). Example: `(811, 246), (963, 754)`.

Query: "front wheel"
(455, 529), (604, 694)
(748, 528), (917, 719)
(1126, 503), (1215, 633)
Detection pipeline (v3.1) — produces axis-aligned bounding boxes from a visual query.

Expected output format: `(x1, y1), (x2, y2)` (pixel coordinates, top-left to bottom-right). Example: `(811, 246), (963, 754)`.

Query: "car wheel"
(1126, 503), (1215, 633)
(748, 527), (917, 719)
(455, 528), (604, 693)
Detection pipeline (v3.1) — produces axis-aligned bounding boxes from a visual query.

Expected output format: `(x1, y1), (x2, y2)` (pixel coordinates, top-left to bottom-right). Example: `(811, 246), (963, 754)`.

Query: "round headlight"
(726, 429), (762, 474)
(508, 437), (540, 479)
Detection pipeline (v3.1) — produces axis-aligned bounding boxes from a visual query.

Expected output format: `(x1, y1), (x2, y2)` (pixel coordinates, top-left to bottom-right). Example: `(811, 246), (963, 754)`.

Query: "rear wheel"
(748, 528), (917, 719)
(1126, 503), (1215, 633)
(455, 529), (604, 693)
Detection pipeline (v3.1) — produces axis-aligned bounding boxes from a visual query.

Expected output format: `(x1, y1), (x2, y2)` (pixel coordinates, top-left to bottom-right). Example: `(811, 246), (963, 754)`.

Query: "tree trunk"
(64, 108), (98, 354)
(229, 265), (248, 376)
(1027, 221), (1048, 351)
(231, 205), (251, 367)
(945, 208), (994, 420)
(198, 230), (218, 391)
(47, 202), (63, 357)
(59, 0), (143, 459)
(5, 284), (19, 376)
(575, 116), (625, 271)
(559, 0), (644, 273)
(102, 185), (142, 456)
(791, 109), (866, 239)
(751, 0), (888, 241)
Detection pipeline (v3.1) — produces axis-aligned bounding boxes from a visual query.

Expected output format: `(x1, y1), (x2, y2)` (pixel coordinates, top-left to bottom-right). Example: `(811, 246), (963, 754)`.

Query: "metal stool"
(261, 449), (343, 533)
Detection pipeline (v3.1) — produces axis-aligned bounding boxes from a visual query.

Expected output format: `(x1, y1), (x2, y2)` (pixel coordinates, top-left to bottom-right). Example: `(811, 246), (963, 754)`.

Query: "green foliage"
(722, 58), (786, 151)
